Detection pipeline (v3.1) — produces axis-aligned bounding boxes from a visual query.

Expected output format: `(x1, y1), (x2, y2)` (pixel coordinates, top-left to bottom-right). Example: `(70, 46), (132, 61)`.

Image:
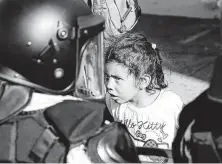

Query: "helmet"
(0, 0), (105, 99)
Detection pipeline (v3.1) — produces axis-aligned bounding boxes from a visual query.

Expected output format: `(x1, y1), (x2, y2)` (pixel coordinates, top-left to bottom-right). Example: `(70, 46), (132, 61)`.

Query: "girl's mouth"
(109, 93), (117, 97)
(109, 93), (118, 100)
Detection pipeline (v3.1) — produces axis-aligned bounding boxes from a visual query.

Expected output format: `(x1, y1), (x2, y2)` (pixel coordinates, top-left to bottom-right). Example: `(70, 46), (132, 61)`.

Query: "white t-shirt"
(106, 89), (183, 161)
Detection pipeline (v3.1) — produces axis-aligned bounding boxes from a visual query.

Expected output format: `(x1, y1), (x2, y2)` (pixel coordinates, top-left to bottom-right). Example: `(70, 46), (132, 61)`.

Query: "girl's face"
(105, 62), (140, 104)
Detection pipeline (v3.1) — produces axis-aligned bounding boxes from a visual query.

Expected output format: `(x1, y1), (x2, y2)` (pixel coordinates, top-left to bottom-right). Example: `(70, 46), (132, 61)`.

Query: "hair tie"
(152, 43), (157, 50)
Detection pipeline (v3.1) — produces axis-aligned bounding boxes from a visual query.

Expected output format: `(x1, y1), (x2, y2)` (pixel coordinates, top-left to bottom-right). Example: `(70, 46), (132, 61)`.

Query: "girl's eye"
(105, 75), (110, 81)
(115, 77), (121, 81)
(105, 75), (122, 82)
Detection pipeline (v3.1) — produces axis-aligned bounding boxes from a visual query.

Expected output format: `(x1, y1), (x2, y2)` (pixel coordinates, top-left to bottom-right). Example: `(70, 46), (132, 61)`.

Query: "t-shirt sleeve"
(173, 94), (184, 129)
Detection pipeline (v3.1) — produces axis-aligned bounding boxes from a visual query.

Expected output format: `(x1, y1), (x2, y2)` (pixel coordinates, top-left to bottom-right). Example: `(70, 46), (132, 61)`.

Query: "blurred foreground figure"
(201, 0), (222, 10)
(85, 0), (141, 40)
(173, 56), (222, 162)
(0, 0), (139, 163)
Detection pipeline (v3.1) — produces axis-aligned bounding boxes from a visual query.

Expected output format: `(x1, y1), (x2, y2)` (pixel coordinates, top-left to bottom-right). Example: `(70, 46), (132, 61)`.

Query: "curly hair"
(105, 32), (167, 92)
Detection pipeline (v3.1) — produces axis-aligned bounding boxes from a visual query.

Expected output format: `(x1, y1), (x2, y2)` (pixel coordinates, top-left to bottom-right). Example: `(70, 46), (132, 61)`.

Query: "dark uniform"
(173, 56), (222, 163)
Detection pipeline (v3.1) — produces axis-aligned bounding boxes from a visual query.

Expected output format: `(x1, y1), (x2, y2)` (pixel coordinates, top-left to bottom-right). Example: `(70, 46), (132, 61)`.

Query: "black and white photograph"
(0, 0), (221, 163)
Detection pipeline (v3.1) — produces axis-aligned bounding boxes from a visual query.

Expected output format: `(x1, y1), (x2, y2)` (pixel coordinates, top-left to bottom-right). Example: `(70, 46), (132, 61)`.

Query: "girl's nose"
(106, 78), (114, 91)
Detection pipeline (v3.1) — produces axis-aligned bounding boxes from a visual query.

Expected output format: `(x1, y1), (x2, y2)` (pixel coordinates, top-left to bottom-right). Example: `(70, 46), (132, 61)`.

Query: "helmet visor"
(74, 33), (105, 100)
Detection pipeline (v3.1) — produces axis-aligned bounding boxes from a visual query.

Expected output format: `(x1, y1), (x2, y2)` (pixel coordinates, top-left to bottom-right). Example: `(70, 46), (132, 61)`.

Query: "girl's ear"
(139, 74), (151, 90)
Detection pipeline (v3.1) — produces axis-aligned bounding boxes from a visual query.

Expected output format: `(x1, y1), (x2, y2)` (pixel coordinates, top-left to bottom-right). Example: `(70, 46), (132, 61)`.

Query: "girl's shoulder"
(160, 88), (183, 102)
(156, 89), (184, 121)
(158, 88), (184, 109)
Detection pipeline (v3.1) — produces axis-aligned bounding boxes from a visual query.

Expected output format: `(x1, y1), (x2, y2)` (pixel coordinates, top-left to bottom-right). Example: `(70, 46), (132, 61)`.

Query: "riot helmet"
(0, 0), (105, 99)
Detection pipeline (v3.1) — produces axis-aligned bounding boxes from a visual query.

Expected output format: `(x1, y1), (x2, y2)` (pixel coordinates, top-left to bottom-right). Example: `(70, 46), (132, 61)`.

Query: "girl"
(105, 32), (184, 162)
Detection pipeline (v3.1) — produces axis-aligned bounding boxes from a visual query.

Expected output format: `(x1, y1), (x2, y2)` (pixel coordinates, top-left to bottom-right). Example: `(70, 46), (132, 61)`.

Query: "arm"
(105, 93), (122, 122)
(173, 93), (184, 129)
(105, 93), (114, 116)
(103, 106), (114, 122)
